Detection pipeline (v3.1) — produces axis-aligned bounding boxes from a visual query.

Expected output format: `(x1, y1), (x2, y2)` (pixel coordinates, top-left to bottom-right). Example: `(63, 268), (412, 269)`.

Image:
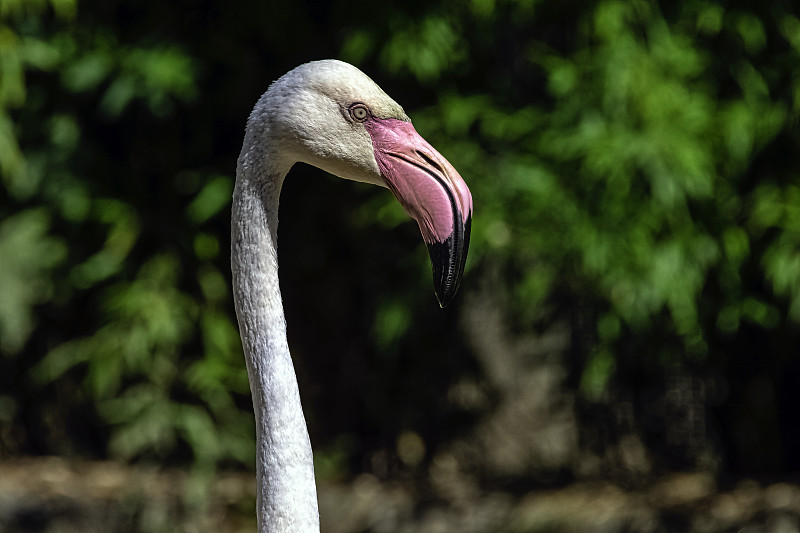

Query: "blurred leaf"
(735, 13), (767, 55)
(0, 209), (66, 354)
(186, 175), (233, 224)
(177, 405), (220, 467)
(99, 74), (136, 117)
(0, 113), (26, 193)
(381, 15), (465, 82)
(340, 30), (375, 66)
(0, 26), (25, 106)
(70, 200), (140, 289)
(580, 349), (616, 399)
(100, 384), (177, 459)
(373, 299), (411, 351)
(62, 49), (113, 92)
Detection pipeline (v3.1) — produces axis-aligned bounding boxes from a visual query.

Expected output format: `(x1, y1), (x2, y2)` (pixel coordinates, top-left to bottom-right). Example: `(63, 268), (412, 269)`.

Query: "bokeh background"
(2, 0), (800, 531)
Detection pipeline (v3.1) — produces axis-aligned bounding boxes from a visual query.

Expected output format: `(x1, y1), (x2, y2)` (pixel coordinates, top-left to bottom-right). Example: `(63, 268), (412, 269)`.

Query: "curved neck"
(231, 143), (319, 532)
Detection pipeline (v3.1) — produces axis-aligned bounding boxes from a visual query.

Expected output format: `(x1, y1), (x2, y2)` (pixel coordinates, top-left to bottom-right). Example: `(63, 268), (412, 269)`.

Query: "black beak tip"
(435, 284), (457, 309)
(428, 214), (470, 308)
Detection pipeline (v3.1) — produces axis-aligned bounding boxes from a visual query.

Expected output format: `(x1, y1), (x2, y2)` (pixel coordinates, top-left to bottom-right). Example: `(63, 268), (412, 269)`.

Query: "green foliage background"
(1, 0), (799, 483)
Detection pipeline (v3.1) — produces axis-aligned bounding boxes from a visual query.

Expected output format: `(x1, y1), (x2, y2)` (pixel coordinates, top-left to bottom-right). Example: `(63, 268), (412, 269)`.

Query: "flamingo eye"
(349, 104), (369, 122)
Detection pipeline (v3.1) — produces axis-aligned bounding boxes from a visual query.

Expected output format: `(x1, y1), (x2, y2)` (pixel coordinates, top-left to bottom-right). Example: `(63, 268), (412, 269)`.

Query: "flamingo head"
(255, 60), (472, 307)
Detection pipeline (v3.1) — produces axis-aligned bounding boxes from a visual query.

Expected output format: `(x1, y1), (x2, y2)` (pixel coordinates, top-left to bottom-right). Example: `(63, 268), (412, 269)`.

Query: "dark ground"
(1, 457), (798, 533)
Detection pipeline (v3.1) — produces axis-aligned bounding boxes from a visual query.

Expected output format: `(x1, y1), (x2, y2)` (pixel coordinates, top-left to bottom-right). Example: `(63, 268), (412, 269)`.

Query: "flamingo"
(231, 59), (472, 532)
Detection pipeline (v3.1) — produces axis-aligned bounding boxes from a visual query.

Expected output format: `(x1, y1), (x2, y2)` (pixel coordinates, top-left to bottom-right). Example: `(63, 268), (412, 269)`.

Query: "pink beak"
(364, 118), (473, 307)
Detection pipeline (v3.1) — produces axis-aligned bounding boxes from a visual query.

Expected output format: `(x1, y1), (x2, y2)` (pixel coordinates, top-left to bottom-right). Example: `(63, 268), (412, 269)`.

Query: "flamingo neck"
(231, 146), (320, 532)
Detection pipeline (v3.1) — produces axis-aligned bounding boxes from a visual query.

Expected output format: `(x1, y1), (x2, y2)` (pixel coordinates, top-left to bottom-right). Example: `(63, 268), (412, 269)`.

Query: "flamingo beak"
(364, 118), (473, 307)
